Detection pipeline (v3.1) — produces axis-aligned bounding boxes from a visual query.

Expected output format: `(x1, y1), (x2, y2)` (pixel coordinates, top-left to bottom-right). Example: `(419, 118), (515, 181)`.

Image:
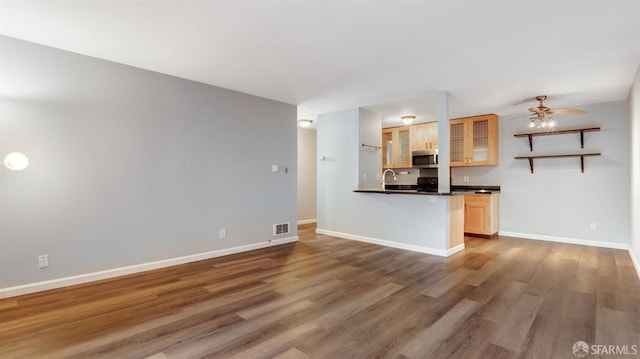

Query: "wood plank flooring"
(1, 224), (639, 358)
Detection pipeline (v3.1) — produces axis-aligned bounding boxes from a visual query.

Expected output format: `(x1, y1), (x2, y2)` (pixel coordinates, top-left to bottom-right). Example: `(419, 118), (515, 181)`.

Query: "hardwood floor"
(1, 224), (639, 358)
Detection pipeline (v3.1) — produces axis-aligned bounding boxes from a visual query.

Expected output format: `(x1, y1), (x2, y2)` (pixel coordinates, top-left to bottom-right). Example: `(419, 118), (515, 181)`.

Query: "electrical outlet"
(590, 222), (597, 231)
(463, 176), (470, 183)
(38, 255), (49, 269)
(219, 228), (226, 238)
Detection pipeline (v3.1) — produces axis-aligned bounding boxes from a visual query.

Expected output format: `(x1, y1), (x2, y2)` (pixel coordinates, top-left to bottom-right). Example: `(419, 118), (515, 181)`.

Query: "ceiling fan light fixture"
(529, 113), (555, 129)
(526, 95), (585, 129)
(401, 115), (416, 124)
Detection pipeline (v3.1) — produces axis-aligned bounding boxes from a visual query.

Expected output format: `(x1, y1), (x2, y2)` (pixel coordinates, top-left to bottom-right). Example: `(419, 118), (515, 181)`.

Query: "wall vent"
(273, 222), (290, 236)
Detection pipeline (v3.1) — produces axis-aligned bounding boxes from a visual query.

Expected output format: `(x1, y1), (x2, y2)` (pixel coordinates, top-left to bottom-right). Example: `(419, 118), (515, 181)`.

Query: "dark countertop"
(354, 185), (500, 196)
(450, 185), (501, 193)
(353, 189), (460, 196)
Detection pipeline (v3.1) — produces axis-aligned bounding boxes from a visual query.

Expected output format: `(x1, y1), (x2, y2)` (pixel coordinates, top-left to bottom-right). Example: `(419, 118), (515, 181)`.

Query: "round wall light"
(3, 152), (29, 171)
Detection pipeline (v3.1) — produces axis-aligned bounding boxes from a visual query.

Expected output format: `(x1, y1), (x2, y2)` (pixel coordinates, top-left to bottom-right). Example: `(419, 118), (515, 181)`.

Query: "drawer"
(464, 194), (492, 203)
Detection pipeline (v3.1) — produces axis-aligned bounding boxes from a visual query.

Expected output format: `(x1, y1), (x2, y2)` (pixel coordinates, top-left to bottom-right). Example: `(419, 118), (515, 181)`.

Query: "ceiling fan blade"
(506, 113), (533, 121)
(547, 109), (587, 115)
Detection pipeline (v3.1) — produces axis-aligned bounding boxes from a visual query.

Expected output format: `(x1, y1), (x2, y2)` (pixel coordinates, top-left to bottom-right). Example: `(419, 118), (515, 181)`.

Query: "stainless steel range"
(417, 176), (438, 192)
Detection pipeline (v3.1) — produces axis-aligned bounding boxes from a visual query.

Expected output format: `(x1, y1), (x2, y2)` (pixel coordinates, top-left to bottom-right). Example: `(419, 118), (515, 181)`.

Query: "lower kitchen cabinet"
(464, 193), (499, 237)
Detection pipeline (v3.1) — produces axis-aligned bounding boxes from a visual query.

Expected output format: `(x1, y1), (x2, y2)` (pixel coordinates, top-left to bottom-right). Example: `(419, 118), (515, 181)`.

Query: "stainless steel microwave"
(412, 150), (438, 168)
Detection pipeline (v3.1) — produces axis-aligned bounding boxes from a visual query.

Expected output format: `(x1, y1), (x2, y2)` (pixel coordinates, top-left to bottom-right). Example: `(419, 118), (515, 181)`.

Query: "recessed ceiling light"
(298, 119), (313, 128)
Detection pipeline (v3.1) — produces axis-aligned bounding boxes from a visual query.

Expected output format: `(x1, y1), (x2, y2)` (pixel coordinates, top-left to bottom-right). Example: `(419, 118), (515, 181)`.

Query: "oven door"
(417, 176), (439, 192)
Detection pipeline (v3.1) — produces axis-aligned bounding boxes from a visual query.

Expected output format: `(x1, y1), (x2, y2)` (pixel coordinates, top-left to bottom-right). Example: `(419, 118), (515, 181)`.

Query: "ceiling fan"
(527, 95), (586, 128)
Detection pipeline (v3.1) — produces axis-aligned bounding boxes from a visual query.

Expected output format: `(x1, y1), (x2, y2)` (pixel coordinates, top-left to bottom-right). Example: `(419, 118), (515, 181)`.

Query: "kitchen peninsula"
(353, 184), (500, 253)
(316, 105), (500, 259)
(342, 189), (466, 256)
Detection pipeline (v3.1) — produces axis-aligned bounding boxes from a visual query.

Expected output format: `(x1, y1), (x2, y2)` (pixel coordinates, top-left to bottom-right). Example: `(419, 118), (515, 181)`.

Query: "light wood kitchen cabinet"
(410, 122), (438, 151)
(382, 126), (411, 168)
(450, 114), (499, 167)
(464, 193), (499, 237)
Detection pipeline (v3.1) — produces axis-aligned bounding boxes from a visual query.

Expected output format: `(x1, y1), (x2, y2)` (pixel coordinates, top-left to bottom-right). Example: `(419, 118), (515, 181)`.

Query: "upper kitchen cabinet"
(450, 114), (499, 167)
(410, 122), (438, 151)
(382, 126), (411, 168)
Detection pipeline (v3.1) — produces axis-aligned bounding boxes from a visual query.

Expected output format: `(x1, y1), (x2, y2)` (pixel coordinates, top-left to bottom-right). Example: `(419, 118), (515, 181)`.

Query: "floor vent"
(273, 222), (290, 236)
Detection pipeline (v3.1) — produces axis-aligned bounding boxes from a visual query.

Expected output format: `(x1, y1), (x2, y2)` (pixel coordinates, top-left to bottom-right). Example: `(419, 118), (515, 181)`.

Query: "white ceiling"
(1, 0), (639, 127)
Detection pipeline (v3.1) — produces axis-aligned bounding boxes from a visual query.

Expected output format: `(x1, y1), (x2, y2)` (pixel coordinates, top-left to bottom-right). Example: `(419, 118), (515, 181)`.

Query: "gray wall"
(358, 108), (382, 189)
(453, 101), (630, 246)
(630, 66), (640, 271)
(317, 108), (359, 231)
(297, 127), (316, 223)
(0, 36), (297, 289)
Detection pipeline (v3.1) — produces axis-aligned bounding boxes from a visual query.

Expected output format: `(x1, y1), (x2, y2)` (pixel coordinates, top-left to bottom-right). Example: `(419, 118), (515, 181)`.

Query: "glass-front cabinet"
(450, 114), (498, 167)
(382, 126), (411, 168)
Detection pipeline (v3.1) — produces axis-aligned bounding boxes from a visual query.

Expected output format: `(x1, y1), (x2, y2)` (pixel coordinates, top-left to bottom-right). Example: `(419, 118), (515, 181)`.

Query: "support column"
(437, 90), (450, 193)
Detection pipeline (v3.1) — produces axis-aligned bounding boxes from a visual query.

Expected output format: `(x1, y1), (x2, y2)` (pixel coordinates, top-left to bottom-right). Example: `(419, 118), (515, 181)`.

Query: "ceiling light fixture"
(401, 115), (416, 124)
(3, 152), (29, 171)
(298, 119), (313, 128)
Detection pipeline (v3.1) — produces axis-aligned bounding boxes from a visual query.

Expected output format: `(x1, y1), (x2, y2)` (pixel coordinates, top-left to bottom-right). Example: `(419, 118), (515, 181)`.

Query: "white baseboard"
(447, 243), (466, 256)
(316, 228), (457, 257)
(0, 236), (298, 299)
(498, 231), (629, 250)
(629, 247), (640, 280)
(297, 218), (317, 225)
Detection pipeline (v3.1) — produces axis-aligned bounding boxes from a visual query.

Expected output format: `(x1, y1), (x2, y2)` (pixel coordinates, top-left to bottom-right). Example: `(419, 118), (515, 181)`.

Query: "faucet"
(381, 169), (397, 190)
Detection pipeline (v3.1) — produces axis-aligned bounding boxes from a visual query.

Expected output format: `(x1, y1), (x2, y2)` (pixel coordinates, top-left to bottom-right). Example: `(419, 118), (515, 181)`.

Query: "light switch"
(272, 164), (280, 173)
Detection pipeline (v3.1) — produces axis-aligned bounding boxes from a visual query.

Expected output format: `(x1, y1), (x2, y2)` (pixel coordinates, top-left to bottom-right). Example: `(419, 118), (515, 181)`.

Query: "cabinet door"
(428, 122), (438, 149)
(464, 194), (491, 234)
(382, 130), (394, 168)
(382, 127), (411, 168)
(411, 124), (429, 151)
(464, 193), (499, 236)
(396, 127), (411, 168)
(468, 115), (498, 166)
(465, 201), (490, 234)
(411, 122), (438, 151)
(450, 114), (498, 167)
(450, 119), (467, 166)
